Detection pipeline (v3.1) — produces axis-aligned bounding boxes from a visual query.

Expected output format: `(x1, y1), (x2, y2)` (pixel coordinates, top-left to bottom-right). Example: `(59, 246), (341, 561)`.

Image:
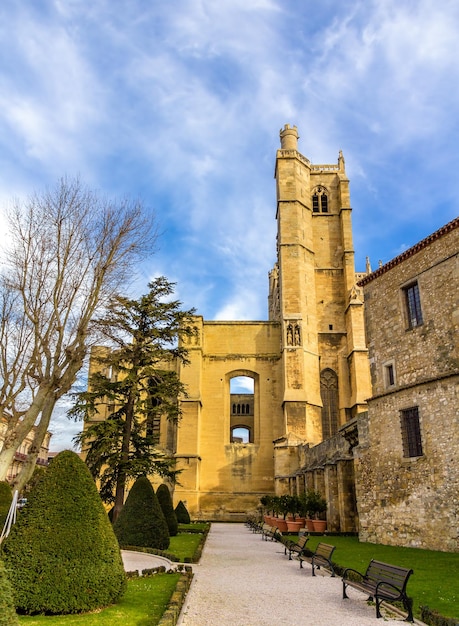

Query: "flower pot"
(276, 518), (288, 532)
(312, 520), (327, 532)
(305, 518), (315, 531)
(286, 520), (303, 533)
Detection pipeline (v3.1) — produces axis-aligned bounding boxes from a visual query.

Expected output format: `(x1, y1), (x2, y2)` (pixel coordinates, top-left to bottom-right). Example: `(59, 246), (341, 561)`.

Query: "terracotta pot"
(305, 518), (315, 531)
(276, 518), (288, 532)
(312, 520), (327, 532)
(286, 520), (303, 533)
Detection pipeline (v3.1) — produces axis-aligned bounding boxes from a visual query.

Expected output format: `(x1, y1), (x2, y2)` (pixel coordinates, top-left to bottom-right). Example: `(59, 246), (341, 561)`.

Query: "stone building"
(355, 217), (459, 551)
(172, 125), (372, 519)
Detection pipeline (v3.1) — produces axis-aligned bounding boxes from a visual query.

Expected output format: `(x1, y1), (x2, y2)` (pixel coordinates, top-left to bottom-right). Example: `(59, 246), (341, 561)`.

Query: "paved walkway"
(121, 549), (173, 574)
(177, 523), (422, 626)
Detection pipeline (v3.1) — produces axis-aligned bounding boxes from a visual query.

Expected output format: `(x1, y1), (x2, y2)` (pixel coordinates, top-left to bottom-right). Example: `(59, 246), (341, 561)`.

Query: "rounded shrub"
(0, 558), (19, 625)
(113, 475), (170, 550)
(175, 500), (191, 524)
(2, 450), (126, 615)
(0, 482), (12, 530)
(157, 484), (178, 537)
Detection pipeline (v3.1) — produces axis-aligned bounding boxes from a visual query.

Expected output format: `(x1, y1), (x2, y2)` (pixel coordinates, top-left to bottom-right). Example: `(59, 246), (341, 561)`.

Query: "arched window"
(320, 368), (339, 439)
(312, 187), (329, 213)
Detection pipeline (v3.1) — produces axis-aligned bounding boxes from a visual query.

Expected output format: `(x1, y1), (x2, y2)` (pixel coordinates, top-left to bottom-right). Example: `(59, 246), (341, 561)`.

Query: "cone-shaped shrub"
(2, 450), (126, 615)
(113, 475), (170, 550)
(0, 482), (12, 530)
(156, 484), (178, 537)
(0, 558), (19, 625)
(175, 500), (191, 524)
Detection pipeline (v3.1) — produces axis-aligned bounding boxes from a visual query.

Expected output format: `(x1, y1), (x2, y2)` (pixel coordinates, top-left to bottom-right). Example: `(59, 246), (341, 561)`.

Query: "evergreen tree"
(157, 483), (178, 536)
(70, 277), (195, 521)
(2, 450), (126, 615)
(175, 500), (191, 524)
(0, 558), (19, 626)
(0, 481), (12, 530)
(113, 475), (170, 550)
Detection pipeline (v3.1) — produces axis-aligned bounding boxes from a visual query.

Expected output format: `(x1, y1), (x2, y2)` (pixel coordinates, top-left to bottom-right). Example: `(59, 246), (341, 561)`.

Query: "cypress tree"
(157, 484), (178, 536)
(113, 475), (170, 550)
(0, 558), (19, 625)
(2, 450), (126, 615)
(175, 500), (191, 524)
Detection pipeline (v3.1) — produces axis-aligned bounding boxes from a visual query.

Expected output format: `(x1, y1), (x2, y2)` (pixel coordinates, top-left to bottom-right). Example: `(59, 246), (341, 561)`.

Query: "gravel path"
(177, 523), (422, 626)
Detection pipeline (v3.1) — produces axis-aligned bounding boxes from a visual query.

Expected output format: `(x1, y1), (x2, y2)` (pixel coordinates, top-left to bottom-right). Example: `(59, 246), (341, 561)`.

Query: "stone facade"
(356, 218), (459, 551)
(171, 126), (371, 520)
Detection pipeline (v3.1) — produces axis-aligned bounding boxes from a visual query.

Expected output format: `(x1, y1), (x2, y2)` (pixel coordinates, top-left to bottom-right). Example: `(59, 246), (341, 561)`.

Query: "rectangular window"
(385, 363), (395, 387)
(400, 407), (423, 457)
(404, 282), (423, 329)
(312, 194), (319, 212)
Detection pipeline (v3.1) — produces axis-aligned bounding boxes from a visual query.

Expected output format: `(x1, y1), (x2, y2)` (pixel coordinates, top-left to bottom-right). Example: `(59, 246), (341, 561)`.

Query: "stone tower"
(270, 125), (370, 479)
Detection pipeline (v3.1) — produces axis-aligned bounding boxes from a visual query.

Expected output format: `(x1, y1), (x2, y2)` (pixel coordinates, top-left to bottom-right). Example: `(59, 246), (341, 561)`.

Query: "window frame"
(400, 406), (423, 458)
(403, 281), (423, 329)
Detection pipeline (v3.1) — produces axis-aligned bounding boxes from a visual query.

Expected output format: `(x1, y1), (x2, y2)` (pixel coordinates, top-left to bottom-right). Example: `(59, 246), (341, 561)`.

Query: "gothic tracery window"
(312, 187), (329, 213)
(320, 368), (339, 439)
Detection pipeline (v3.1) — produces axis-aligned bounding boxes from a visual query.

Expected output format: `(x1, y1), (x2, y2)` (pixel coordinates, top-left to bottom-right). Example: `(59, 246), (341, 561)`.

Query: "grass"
(298, 534), (459, 622)
(17, 574), (181, 626)
(168, 532), (203, 562)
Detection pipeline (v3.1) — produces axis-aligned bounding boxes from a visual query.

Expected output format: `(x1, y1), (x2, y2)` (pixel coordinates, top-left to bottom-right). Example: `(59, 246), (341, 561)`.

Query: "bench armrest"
(342, 567), (364, 581)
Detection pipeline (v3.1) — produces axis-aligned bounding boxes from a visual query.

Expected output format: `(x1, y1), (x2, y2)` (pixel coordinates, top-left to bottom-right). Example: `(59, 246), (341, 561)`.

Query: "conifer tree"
(175, 500), (191, 524)
(2, 450), (126, 615)
(70, 277), (195, 521)
(157, 483), (178, 536)
(113, 475), (169, 550)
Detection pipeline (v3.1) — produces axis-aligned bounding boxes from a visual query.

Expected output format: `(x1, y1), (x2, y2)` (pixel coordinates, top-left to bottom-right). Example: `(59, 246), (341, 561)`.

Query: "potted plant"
(260, 495), (274, 524)
(276, 494), (290, 532)
(309, 490), (327, 532)
(286, 495), (303, 532)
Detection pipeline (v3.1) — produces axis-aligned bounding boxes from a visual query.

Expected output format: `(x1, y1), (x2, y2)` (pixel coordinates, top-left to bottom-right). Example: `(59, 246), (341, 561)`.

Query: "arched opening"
(230, 375), (254, 443)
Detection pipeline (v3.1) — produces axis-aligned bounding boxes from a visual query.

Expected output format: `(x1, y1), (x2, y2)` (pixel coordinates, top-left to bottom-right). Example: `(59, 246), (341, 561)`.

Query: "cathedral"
(172, 125), (372, 520)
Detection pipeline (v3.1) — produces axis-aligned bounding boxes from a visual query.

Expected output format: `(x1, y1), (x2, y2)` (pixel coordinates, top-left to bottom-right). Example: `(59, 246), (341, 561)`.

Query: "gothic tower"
(270, 125), (371, 467)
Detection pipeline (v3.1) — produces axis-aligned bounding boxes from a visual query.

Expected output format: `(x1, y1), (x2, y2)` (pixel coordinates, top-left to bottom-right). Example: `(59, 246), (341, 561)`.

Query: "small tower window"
(312, 187), (329, 213)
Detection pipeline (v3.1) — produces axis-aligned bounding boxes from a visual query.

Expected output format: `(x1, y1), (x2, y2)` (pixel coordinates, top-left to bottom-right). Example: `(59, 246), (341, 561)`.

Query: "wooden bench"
(342, 559), (414, 622)
(261, 524), (280, 542)
(299, 542), (336, 576)
(283, 534), (310, 560)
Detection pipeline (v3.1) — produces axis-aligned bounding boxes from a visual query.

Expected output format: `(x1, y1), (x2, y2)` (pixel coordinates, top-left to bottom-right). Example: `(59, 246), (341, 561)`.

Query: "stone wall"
(357, 219), (459, 551)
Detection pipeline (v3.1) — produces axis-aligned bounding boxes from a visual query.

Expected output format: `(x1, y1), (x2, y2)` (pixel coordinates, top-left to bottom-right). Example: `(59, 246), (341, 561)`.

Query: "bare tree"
(0, 177), (156, 490)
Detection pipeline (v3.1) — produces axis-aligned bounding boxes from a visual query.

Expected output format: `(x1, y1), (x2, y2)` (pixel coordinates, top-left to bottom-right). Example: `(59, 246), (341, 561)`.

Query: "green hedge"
(2, 450), (126, 615)
(0, 558), (19, 625)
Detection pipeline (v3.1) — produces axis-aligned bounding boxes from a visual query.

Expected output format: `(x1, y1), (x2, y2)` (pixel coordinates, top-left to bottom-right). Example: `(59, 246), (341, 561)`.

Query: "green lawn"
(300, 534), (459, 622)
(17, 574), (180, 626)
(168, 532), (203, 562)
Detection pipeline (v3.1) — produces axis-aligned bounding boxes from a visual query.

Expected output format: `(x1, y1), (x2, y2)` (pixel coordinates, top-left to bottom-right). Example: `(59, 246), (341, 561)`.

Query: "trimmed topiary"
(0, 558), (19, 625)
(175, 500), (191, 524)
(0, 482), (12, 531)
(157, 484), (178, 537)
(113, 475), (170, 550)
(2, 450), (126, 615)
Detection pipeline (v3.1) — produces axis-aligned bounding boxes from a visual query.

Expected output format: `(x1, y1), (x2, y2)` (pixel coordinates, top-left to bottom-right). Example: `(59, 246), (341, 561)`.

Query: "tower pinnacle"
(279, 124), (299, 150)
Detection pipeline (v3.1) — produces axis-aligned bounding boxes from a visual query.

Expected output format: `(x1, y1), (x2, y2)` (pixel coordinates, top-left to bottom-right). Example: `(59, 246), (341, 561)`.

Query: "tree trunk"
(112, 390), (135, 522)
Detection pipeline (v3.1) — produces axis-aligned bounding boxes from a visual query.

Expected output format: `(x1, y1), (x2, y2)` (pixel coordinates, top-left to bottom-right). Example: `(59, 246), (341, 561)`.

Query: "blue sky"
(1, 0), (458, 449)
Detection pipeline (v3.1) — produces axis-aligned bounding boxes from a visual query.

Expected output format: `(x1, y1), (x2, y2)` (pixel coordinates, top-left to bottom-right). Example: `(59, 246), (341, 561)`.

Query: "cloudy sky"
(1, 0), (458, 449)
